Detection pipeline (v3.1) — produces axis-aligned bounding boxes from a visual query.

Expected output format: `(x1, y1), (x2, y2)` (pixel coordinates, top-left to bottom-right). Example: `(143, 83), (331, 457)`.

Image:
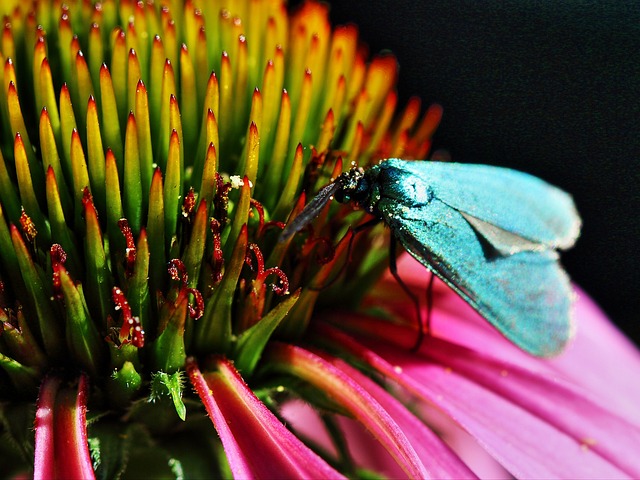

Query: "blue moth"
(281, 159), (581, 357)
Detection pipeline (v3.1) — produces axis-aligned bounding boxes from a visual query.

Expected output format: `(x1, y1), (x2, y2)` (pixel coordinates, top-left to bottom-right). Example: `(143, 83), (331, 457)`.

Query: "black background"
(292, 1), (640, 345)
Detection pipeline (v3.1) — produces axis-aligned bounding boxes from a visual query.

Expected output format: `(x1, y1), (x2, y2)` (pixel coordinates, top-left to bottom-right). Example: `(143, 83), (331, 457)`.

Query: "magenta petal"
(34, 374), (95, 480)
(371, 254), (640, 423)
(267, 343), (430, 479)
(314, 349), (477, 479)
(34, 377), (59, 480)
(547, 288), (640, 423)
(422, 337), (640, 477)
(353, 340), (630, 478)
(186, 357), (344, 480)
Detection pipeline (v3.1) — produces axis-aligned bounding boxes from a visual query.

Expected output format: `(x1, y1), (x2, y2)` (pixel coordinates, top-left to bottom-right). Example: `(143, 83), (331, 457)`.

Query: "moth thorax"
(334, 169), (370, 206)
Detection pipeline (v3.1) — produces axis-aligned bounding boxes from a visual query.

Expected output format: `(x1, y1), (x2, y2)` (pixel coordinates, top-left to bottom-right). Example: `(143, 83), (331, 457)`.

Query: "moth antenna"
(279, 179), (343, 243)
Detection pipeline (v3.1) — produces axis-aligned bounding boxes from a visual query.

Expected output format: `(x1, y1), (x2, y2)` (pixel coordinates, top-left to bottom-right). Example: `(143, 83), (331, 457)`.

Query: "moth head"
(334, 167), (370, 206)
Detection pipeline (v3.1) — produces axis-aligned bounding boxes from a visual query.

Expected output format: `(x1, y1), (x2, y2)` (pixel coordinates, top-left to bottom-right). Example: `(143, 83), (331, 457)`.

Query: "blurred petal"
(327, 327), (630, 478)
(314, 348), (477, 479)
(547, 288), (640, 423)
(266, 343), (430, 478)
(186, 357), (344, 480)
(325, 254), (640, 478)
(34, 374), (94, 480)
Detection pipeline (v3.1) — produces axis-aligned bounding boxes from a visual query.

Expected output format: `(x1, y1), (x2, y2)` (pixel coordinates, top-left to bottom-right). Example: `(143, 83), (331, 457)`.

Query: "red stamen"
(182, 188), (196, 218)
(245, 243), (289, 296)
(167, 259), (204, 319)
(214, 173), (232, 227)
(112, 286), (145, 348)
(187, 287), (204, 319)
(19, 210), (37, 244)
(118, 219), (136, 278)
(210, 218), (224, 284)
(249, 198), (265, 234)
(50, 244), (67, 299)
(168, 259), (188, 285)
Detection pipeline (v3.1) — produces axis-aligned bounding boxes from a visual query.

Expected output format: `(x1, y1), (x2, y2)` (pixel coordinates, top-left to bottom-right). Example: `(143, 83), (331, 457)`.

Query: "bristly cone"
(0, 0), (441, 476)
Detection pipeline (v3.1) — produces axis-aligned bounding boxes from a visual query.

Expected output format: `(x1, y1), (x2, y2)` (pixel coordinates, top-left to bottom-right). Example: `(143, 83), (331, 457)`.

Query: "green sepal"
(107, 361), (143, 408)
(151, 293), (188, 374)
(182, 200), (208, 290)
(124, 113), (143, 236)
(197, 141), (218, 210)
(148, 36), (165, 151)
(194, 74), (220, 172)
(105, 149), (125, 256)
(0, 203), (26, 299)
(127, 228), (151, 336)
(11, 225), (63, 358)
(0, 353), (40, 394)
(108, 342), (140, 372)
(0, 402), (35, 471)
(150, 370), (187, 421)
(157, 62), (176, 168)
(59, 85), (79, 184)
(14, 133), (51, 244)
(235, 289), (301, 376)
(83, 192), (113, 330)
(99, 64), (124, 174)
(285, 230), (353, 338)
(195, 224), (248, 354)
(1, 308), (47, 368)
(37, 48), (59, 130)
(8, 84), (45, 205)
(272, 143), (305, 222)
(179, 45), (198, 161)
(87, 25), (104, 107)
(59, 268), (106, 376)
(45, 167), (82, 277)
(86, 96), (107, 214)
(40, 107), (73, 220)
(56, 15), (73, 91)
(134, 80), (153, 209)
(265, 90), (291, 205)
(111, 30), (128, 129)
(70, 129), (92, 231)
(0, 148), (21, 225)
(147, 168), (166, 299)
(89, 422), (151, 480)
(72, 51), (94, 136)
(163, 130), (182, 251)
(224, 175), (251, 261)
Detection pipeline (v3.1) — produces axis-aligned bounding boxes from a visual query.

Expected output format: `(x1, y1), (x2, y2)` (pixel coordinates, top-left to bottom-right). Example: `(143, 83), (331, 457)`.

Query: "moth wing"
(380, 196), (574, 356)
(383, 159), (581, 250)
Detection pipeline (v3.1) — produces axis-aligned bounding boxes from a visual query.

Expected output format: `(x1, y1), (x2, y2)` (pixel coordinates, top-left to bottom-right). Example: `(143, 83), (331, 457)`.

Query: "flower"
(0, 0), (639, 479)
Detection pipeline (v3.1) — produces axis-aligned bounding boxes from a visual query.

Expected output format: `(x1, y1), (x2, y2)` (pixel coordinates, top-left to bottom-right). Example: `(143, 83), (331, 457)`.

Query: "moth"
(281, 159), (581, 356)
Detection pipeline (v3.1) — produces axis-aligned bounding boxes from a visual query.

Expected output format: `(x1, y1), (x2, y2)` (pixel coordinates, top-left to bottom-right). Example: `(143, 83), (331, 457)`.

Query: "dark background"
(295, 1), (640, 345)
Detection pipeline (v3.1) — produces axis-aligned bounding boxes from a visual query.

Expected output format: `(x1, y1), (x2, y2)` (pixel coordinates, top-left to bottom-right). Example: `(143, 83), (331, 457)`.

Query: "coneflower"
(0, 1), (639, 478)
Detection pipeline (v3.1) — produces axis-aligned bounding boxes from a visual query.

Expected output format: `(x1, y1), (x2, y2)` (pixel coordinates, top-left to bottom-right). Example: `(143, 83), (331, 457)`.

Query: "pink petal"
(34, 374), (95, 480)
(34, 377), (59, 480)
(547, 288), (640, 424)
(371, 254), (640, 422)
(423, 337), (640, 477)
(322, 327), (633, 478)
(314, 348), (477, 479)
(186, 357), (344, 480)
(266, 343), (430, 478)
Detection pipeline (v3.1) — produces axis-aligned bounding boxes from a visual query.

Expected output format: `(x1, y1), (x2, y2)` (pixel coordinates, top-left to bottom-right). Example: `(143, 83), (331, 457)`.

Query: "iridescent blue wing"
(373, 159), (580, 356)
(382, 159), (581, 250)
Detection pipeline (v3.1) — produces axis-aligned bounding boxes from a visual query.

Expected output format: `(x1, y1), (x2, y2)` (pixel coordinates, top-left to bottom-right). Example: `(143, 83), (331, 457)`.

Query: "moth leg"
(310, 218), (381, 290)
(389, 235), (425, 351)
(424, 271), (435, 347)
